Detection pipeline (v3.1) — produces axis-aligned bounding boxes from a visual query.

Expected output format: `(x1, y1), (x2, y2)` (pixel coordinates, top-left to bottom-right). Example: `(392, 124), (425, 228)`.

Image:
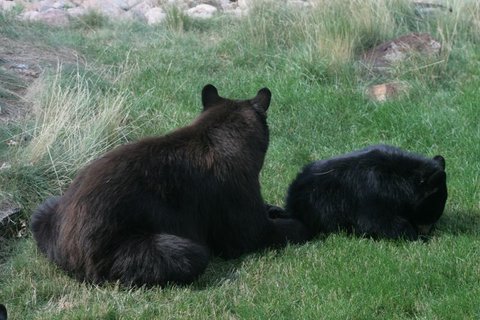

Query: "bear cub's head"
(412, 155), (447, 234)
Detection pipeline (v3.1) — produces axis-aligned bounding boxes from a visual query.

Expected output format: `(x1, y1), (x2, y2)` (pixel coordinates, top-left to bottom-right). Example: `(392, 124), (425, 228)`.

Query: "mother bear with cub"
(31, 85), (309, 286)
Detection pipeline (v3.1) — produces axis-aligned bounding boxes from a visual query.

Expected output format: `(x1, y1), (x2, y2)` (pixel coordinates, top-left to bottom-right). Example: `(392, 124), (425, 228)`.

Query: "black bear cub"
(31, 85), (308, 286)
(286, 145), (447, 240)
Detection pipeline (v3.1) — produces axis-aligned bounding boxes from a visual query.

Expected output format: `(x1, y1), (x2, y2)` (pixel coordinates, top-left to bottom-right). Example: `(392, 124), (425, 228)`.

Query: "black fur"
(286, 145), (447, 240)
(0, 304), (6, 320)
(31, 85), (309, 286)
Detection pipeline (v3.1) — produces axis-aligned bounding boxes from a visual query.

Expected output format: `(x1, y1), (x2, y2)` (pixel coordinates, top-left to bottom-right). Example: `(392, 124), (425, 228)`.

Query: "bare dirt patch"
(0, 35), (85, 230)
(0, 35), (85, 123)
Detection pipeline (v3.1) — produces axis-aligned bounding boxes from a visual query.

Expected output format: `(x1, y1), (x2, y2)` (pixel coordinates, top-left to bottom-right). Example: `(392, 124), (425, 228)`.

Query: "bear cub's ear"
(251, 88), (271, 113)
(433, 155), (446, 170)
(424, 170), (446, 188)
(202, 84), (221, 110)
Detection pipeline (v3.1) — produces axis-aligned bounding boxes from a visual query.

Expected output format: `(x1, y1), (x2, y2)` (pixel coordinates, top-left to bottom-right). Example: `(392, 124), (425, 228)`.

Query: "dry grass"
(19, 67), (132, 188)
(0, 35), (86, 123)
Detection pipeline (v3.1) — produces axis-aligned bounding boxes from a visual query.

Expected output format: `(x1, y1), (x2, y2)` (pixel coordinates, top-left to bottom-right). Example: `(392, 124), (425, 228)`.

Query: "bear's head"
(199, 84), (272, 171)
(412, 155), (448, 234)
(201, 84), (271, 115)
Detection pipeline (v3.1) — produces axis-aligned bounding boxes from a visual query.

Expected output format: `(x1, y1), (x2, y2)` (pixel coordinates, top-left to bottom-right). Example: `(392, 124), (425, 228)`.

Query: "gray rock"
(237, 0), (249, 10)
(130, 1), (153, 19)
(0, 199), (21, 226)
(1, 0), (17, 11)
(36, 8), (70, 26)
(67, 6), (86, 17)
(36, 0), (56, 12)
(145, 7), (165, 25)
(52, 0), (74, 9)
(288, 0), (311, 8)
(20, 10), (40, 21)
(362, 33), (441, 71)
(11, 0), (315, 25)
(186, 4), (217, 19)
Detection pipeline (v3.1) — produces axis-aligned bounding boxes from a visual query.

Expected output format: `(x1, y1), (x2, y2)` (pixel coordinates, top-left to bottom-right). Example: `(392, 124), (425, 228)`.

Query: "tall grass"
(228, 0), (480, 84)
(18, 68), (132, 189)
(233, 0), (399, 82)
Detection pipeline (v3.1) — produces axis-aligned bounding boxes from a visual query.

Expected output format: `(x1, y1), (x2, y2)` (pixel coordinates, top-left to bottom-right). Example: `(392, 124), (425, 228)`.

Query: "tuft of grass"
(163, 4), (191, 33)
(72, 10), (109, 30)
(0, 69), (25, 100)
(22, 71), (130, 184)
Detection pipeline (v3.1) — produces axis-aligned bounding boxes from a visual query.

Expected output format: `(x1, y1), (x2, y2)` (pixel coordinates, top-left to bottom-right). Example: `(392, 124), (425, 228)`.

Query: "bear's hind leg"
(108, 234), (210, 286)
(356, 203), (418, 240)
(266, 204), (289, 219)
(269, 217), (312, 244)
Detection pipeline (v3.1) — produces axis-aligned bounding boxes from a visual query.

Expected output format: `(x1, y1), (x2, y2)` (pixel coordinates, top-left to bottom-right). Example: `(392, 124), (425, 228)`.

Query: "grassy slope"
(1, 1), (480, 319)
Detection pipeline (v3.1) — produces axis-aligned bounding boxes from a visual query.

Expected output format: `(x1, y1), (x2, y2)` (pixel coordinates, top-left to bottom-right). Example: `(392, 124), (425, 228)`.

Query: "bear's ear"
(202, 84), (221, 110)
(433, 155), (446, 170)
(251, 88), (271, 113)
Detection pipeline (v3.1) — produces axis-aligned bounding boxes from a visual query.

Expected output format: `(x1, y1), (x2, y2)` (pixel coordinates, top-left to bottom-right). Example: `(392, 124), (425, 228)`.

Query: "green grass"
(1, 0), (480, 318)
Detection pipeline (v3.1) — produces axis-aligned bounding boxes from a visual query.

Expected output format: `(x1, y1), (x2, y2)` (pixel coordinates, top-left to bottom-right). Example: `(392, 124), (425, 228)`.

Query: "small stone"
(36, 8), (70, 26)
(36, 0), (56, 12)
(237, 0), (249, 10)
(145, 7), (165, 25)
(52, 0), (73, 9)
(130, 1), (153, 19)
(67, 6), (86, 17)
(0, 199), (21, 225)
(367, 82), (408, 102)
(1, 0), (17, 11)
(21, 10), (40, 21)
(288, 0), (310, 7)
(0, 163), (11, 170)
(186, 4), (217, 19)
(6, 139), (17, 146)
(191, 0), (220, 9)
(10, 63), (29, 70)
(219, 0), (236, 10)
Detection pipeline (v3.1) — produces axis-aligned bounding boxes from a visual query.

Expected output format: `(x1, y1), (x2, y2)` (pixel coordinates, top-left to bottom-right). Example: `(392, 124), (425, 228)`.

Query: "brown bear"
(31, 85), (309, 286)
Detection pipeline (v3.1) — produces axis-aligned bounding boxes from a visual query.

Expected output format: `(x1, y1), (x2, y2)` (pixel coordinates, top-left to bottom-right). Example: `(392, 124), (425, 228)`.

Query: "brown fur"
(31, 85), (309, 286)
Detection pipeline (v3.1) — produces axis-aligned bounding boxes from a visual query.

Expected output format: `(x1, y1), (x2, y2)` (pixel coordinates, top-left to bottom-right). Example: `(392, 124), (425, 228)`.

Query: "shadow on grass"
(5, 209), (476, 292)
(299, 209), (480, 244)
(190, 257), (245, 290)
(436, 210), (480, 236)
